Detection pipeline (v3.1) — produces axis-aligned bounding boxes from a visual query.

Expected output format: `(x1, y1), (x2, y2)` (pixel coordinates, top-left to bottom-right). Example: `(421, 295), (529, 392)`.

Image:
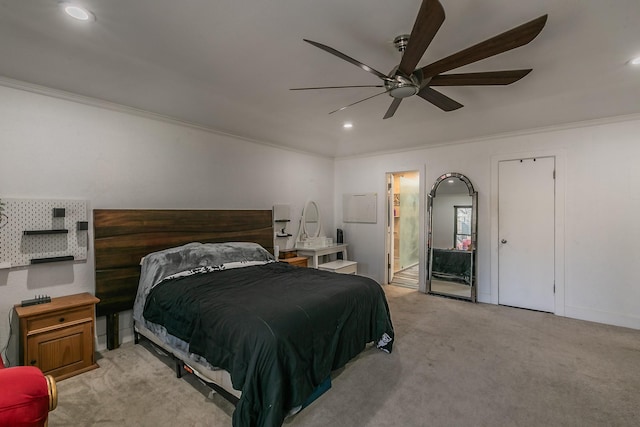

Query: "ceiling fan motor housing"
(385, 66), (421, 98)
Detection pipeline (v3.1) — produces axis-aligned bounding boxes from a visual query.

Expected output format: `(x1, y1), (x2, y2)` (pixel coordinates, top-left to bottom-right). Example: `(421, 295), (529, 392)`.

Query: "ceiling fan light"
(385, 73), (420, 99)
(389, 84), (418, 98)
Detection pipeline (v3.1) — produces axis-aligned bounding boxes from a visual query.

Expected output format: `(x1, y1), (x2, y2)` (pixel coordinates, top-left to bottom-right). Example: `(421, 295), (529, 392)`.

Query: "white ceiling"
(1, 0), (639, 158)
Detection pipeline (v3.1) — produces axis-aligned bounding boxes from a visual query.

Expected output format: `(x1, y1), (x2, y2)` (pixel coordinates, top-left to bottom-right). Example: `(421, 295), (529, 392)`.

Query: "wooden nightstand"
(15, 292), (100, 381)
(280, 256), (308, 267)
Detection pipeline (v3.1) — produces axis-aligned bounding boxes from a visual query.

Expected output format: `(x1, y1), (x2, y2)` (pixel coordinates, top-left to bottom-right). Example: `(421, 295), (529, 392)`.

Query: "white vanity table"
(294, 200), (355, 272)
(295, 243), (348, 269)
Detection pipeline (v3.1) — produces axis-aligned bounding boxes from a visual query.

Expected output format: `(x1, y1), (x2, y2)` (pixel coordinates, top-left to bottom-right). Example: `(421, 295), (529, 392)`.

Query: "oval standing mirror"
(426, 173), (478, 301)
(302, 200), (321, 238)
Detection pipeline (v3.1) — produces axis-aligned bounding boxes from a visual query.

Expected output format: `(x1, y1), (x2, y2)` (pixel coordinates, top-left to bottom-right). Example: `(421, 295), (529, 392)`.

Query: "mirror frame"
(295, 200), (323, 244)
(302, 200), (322, 238)
(426, 172), (478, 302)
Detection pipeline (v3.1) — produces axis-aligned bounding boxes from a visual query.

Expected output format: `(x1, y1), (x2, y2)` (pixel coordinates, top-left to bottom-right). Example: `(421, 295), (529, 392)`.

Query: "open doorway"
(386, 171), (420, 289)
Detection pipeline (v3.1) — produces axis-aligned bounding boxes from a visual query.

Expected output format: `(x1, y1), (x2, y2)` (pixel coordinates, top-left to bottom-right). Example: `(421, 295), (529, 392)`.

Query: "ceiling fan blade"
(328, 90), (391, 115)
(417, 86), (463, 111)
(397, 0), (445, 77)
(419, 15), (547, 78)
(290, 85), (384, 90)
(383, 98), (403, 119)
(304, 39), (392, 82)
(430, 69), (532, 86)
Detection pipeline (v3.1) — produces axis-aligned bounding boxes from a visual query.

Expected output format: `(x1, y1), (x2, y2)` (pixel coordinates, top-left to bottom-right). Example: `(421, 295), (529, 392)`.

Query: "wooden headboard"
(93, 209), (273, 349)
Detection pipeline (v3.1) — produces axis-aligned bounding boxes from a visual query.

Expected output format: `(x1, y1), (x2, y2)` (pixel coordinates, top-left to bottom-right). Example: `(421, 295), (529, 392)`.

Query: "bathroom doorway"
(386, 171), (420, 289)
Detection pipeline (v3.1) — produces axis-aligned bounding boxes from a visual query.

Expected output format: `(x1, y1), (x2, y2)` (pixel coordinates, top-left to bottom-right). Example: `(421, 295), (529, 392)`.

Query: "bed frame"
(93, 209), (274, 350)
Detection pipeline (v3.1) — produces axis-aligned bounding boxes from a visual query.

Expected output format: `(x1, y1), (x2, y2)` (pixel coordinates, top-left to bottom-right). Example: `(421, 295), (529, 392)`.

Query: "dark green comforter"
(143, 262), (394, 427)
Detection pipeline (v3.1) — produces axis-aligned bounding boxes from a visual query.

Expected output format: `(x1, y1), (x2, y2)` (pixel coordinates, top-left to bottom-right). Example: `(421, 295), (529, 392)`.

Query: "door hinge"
(553, 283), (556, 293)
(553, 169), (556, 179)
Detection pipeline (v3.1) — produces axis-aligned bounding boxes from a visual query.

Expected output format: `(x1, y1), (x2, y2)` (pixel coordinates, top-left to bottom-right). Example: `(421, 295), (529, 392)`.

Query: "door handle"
(501, 239), (507, 244)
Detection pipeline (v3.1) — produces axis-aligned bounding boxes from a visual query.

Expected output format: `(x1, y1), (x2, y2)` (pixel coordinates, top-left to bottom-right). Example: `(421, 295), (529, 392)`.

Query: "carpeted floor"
(49, 285), (640, 426)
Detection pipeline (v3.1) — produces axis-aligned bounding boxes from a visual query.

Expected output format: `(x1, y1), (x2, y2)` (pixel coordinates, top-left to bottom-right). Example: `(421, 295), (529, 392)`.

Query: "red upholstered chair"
(0, 358), (58, 427)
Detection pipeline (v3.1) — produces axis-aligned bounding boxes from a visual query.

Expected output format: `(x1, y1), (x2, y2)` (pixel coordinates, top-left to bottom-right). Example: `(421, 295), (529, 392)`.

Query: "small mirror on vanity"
(427, 173), (478, 301)
(301, 200), (321, 240)
(295, 200), (330, 248)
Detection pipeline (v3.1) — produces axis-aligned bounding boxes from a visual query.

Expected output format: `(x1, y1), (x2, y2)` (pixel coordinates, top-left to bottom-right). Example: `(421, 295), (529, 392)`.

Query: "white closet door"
(498, 157), (555, 312)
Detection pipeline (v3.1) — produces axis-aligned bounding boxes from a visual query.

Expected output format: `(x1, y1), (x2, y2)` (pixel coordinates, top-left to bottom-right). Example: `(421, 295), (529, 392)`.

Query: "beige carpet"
(49, 285), (640, 426)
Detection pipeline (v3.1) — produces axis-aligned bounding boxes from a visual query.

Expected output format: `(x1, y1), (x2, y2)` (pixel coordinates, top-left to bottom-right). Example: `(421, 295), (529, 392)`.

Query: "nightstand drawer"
(27, 306), (94, 332)
(280, 256), (308, 268)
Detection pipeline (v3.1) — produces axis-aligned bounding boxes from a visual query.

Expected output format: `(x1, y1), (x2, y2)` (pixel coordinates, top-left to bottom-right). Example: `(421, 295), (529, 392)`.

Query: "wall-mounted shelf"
(30, 255), (74, 264)
(23, 229), (69, 235)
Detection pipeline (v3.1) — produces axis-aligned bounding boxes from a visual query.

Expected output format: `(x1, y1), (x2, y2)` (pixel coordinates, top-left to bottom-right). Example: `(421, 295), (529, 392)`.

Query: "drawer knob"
(59, 317), (65, 322)
(30, 359), (37, 365)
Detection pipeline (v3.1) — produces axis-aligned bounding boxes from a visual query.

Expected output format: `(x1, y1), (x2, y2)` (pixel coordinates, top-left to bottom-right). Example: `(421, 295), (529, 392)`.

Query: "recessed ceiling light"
(630, 56), (640, 66)
(62, 4), (95, 21)
(343, 122), (353, 129)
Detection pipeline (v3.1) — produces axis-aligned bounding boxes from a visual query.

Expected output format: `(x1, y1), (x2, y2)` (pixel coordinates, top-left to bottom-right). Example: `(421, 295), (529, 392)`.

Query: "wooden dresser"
(15, 292), (99, 380)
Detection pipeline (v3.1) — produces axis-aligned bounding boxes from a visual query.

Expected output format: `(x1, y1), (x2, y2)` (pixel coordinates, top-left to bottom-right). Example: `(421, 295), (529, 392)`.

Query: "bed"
(93, 209), (394, 427)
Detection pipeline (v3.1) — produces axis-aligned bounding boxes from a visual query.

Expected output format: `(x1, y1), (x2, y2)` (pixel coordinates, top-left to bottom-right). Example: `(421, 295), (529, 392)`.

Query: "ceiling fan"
(291, 0), (547, 119)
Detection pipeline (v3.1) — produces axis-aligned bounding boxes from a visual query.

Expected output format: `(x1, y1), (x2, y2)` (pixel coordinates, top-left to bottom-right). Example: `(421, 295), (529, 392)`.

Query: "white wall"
(335, 116), (640, 330)
(0, 84), (335, 364)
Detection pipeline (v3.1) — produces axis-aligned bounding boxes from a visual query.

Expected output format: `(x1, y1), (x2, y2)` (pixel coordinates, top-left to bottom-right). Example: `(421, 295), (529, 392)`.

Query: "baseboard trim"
(564, 305), (640, 330)
(473, 296), (638, 330)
